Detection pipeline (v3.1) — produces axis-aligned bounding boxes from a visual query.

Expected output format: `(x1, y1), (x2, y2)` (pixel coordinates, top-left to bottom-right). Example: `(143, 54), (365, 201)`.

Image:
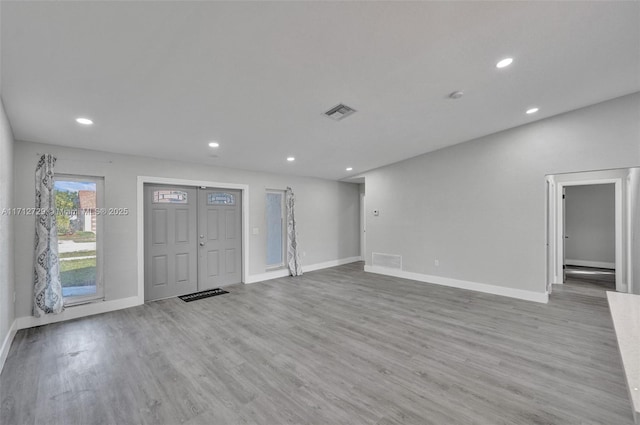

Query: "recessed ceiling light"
(346, 167), (353, 171)
(287, 157), (295, 162)
(496, 58), (513, 69)
(208, 142), (219, 148)
(526, 107), (539, 114)
(75, 117), (93, 125)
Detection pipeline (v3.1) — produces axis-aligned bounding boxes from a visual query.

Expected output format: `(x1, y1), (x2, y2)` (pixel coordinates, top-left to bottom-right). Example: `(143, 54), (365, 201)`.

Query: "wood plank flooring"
(0, 262), (634, 424)
(565, 265), (616, 289)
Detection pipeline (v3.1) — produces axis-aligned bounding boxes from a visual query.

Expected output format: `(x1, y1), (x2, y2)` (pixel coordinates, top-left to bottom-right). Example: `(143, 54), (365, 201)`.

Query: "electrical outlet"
(434, 259), (440, 267)
(252, 227), (259, 235)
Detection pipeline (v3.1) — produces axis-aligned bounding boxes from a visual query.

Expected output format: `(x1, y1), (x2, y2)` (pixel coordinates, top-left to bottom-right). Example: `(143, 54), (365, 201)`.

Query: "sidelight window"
(266, 191), (286, 268)
(54, 175), (104, 303)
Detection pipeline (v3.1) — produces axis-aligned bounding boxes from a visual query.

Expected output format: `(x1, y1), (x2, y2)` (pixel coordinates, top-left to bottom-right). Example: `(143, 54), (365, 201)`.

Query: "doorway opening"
(137, 177), (249, 303)
(563, 184), (616, 290)
(546, 168), (636, 295)
(143, 184), (242, 301)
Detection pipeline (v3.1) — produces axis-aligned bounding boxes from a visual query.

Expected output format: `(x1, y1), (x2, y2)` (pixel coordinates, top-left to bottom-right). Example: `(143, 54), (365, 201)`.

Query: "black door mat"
(179, 288), (228, 302)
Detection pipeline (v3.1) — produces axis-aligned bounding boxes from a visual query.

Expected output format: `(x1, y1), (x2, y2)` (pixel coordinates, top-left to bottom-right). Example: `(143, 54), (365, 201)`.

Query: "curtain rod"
(35, 152), (113, 164)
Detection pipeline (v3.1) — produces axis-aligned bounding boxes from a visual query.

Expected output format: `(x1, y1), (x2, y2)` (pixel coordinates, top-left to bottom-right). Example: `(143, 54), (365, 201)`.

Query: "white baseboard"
(245, 268), (290, 284)
(0, 319), (18, 374)
(245, 256), (363, 284)
(565, 259), (615, 269)
(13, 256), (364, 332)
(303, 256), (362, 272)
(16, 296), (142, 331)
(364, 265), (548, 304)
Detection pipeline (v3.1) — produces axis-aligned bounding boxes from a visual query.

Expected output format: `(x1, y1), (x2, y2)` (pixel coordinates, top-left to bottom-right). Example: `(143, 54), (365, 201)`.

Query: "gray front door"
(197, 188), (242, 288)
(144, 185), (198, 301)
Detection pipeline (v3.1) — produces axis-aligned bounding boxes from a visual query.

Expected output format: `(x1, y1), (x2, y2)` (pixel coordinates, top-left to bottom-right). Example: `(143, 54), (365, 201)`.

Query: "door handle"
(199, 242), (205, 247)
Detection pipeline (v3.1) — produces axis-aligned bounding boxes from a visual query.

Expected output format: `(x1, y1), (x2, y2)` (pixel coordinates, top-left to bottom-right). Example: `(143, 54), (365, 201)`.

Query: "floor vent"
(372, 252), (402, 270)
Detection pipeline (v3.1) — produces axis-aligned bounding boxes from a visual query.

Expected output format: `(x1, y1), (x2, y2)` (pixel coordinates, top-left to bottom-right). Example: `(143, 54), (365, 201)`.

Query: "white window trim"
(55, 174), (105, 305)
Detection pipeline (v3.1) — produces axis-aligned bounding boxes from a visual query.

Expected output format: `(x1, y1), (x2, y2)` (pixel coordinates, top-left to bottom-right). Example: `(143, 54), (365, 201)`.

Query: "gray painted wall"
(363, 92), (640, 295)
(0, 97), (15, 350)
(565, 184), (615, 266)
(12, 141), (360, 319)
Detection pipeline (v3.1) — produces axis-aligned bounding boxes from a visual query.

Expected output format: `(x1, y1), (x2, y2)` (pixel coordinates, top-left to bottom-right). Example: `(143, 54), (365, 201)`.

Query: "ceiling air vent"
(324, 103), (356, 121)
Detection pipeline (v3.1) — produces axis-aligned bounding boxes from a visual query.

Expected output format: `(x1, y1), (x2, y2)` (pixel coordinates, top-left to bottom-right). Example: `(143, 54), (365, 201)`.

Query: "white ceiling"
(2, 1), (639, 181)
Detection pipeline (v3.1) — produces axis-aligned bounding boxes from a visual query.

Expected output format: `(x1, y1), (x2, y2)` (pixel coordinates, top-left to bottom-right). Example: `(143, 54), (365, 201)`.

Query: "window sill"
(64, 296), (105, 308)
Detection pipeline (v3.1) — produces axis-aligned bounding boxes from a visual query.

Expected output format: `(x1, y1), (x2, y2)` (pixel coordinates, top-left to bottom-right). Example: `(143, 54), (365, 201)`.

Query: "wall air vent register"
(324, 104), (357, 121)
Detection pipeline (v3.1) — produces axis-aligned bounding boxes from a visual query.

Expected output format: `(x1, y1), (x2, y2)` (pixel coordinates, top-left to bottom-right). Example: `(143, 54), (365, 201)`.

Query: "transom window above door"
(207, 192), (235, 205)
(153, 190), (188, 204)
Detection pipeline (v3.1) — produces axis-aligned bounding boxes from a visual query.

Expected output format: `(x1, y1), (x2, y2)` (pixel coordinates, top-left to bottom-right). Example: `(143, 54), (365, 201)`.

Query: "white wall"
(363, 92), (640, 298)
(631, 168), (640, 295)
(565, 184), (615, 267)
(12, 141), (360, 321)
(0, 97), (16, 366)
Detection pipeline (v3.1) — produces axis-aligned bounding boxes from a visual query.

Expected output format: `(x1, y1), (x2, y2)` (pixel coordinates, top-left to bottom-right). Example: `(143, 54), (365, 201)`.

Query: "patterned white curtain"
(33, 154), (64, 316)
(286, 187), (303, 276)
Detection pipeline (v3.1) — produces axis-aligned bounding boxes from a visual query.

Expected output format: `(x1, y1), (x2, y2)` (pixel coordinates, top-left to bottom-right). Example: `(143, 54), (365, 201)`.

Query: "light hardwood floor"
(0, 262), (634, 425)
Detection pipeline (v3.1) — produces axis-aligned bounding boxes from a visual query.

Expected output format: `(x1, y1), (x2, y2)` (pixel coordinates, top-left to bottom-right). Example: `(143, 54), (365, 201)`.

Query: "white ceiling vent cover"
(324, 103), (357, 121)
(372, 252), (402, 270)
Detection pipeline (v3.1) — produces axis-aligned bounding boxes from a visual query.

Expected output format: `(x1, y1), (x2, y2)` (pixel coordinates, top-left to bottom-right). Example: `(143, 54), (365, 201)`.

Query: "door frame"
(546, 174), (627, 293)
(137, 176), (249, 304)
(360, 191), (366, 261)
